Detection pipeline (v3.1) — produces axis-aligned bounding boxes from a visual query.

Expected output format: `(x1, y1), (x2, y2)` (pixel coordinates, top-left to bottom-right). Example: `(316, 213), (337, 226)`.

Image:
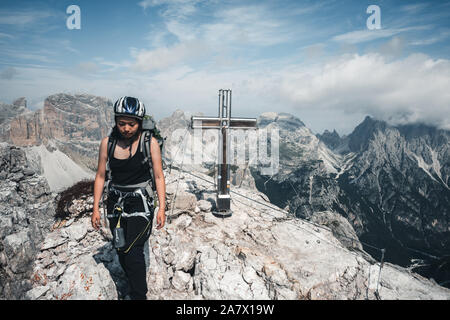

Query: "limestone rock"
(63, 222), (88, 242)
(26, 285), (50, 300)
(309, 211), (363, 250)
(53, 255), (117, 300)
(0, 144), (56, 299)
(172, 270), (193, 292)
(197, 199), (212, 212)
(40, 232), (68, 251)
(171, 191), (197, 211)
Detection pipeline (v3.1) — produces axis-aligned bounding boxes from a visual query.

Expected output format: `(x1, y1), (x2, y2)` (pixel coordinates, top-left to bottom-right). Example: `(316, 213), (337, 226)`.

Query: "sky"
(0, 0), (449, 135)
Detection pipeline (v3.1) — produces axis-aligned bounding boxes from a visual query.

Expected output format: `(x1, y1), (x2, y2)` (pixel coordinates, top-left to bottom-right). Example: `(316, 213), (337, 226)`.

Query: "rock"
(173, 242), (197, 272)
(40, 232), (68, 251)
(64, 222), (88, 242)
(26, 285), (50, 300)
(309, 211), (363, 250)
(53, 255), (117, 300)
(3, 230), (34, 274)
(147, 247), (172, 298)
(0, 216), (13, 239)
(172, 271), (193, 292)
(171, 191), (197, 211)
(197, 199), (212, 212)
(263, 262), (290, 287)
(174, 214), (192, 230)
(204, 212), (220, 225)
(65, 218), (75, 228)
(261, 113), (450, 287)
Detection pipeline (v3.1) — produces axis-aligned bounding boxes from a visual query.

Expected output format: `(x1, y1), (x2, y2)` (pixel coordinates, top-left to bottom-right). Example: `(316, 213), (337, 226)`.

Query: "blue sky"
(1, 0), (449, 134)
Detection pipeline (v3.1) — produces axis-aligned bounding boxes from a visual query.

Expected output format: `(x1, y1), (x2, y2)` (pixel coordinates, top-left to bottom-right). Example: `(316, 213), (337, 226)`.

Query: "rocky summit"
(1, 93), (449, 300)
(25, 168), (450, 300)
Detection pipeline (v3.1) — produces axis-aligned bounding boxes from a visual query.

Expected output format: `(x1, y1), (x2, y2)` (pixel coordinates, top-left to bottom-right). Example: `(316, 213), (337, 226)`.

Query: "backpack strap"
(105, 135), (117, 183)
(140, 131), (156, 193)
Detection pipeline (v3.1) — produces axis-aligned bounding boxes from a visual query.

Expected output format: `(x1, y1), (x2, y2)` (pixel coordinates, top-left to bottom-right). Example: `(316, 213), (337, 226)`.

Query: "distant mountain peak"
(347, 115), (388, 152)
(316, 129), (341, 150)
(0, 97), (29, 126)
(12, 97), (27, 108)
(258, 112), (305, 129)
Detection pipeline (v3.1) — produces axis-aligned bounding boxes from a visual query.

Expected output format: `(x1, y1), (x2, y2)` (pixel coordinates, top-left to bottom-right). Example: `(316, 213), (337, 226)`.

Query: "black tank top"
(110, 134), (152, 186)
(108, 135), (153, 214)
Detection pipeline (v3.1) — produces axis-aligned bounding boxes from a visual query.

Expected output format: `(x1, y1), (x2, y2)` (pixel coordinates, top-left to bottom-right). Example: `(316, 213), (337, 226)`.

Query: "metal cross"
(191, 89), (257, 217)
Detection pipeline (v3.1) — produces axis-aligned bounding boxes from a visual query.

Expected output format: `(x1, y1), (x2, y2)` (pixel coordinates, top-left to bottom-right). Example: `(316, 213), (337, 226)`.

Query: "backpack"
(105, 115), (166, 198)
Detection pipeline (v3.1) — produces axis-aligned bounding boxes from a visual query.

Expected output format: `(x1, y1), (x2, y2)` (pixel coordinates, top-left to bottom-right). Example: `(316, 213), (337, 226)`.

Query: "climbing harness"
(107, 184), (154, 222)
(106, 184), (154, 253)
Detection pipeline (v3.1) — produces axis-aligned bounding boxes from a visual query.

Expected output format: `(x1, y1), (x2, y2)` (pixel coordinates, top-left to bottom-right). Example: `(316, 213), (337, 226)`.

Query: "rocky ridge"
(0, 97), (28, 126)
(25, 168), (450, 300)
(0, 143), (56, 299)
(1, 93), (114, 172)
(255, 113), (450, 286)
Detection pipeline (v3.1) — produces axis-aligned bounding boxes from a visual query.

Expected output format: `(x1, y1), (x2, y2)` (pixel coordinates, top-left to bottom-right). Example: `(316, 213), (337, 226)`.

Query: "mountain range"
(0, 93), (448, 298)
(254, 113), (449, 287)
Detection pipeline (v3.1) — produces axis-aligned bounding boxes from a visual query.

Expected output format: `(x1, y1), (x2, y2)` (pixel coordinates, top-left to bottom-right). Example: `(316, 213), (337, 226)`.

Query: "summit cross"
(191, 89), (257, 217)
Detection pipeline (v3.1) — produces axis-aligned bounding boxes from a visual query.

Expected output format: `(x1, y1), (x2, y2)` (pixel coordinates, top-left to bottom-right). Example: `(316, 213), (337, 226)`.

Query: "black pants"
(107, 194), (154, 300)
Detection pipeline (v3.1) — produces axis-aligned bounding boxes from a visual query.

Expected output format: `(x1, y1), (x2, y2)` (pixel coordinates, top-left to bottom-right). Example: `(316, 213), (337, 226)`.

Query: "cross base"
(213, 195), (232, 217)
(212, 209), (233, 218)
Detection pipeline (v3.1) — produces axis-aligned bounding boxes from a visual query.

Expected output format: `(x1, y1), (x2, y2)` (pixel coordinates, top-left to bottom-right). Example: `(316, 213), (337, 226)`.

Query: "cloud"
(131, 41), (214, 72)
(303, 43), (326, 60)
(131, 40), (210, 72)
(3, 51), (449, 135)
(2, 1), (448, 136)
(400, 3), (429, 14)
(0, 9), (56, 26)
(138, 0), (203, 19)
(378, 36), (405, 57)
(278, 53), (450, 131)
(135, 2), (302, 74)
(138, 3), (286, 71)
(60, 40), (79, 54)
(144, 2), (303, 48)
(76, 62), (100, 74)
(0, 49), (54, 63)
(409, 29), (450, 46)
(94, 57), (132, 72)
(204, 5), (298, 47)
(0, 67), (18, 80)
(332, 26), (431, 44)
(0, 32), (14, 39)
